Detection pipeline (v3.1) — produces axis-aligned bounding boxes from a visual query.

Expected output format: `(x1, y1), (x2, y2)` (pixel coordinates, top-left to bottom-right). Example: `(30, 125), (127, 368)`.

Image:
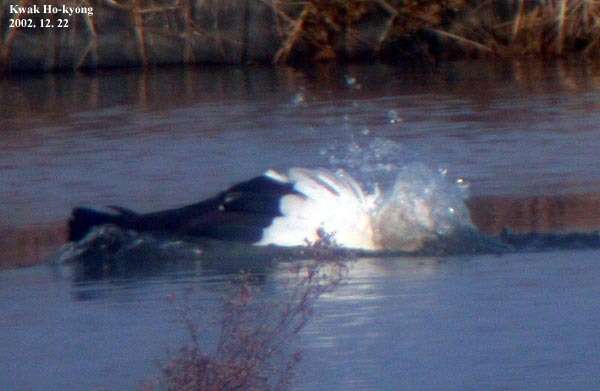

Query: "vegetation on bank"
(276, 0), (600, 62)
(1, 0), (599, 71)
(445, 0), (600, 58)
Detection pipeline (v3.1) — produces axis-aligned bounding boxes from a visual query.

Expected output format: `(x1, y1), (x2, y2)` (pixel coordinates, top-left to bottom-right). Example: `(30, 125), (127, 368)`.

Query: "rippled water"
(2, 60), (600, 390)
(3, 61), (600, 225)
(2, 251), (600, 390)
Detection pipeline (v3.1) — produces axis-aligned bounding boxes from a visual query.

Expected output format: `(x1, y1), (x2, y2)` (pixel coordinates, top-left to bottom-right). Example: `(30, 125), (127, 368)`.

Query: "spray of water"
(326, 138), (474, 251)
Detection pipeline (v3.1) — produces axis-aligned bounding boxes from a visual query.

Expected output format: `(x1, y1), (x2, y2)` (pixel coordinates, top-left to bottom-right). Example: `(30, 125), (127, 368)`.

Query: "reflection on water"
(3, 60), (600, 228)
(2, 251), (600, 390)
(299, 251), (600, 391)
(3, 59), (600, 390)
(0, 263), (224, 390)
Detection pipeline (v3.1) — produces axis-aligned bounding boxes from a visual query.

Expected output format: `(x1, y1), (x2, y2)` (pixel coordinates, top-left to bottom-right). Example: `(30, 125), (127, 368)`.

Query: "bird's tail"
(68, 207), (136, 242)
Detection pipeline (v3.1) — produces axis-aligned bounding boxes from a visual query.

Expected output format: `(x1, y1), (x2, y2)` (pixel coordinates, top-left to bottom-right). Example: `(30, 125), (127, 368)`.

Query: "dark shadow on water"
(499, 230), (600, 252)
(52, 226), (281, 283)
(50, 224), (600, 286)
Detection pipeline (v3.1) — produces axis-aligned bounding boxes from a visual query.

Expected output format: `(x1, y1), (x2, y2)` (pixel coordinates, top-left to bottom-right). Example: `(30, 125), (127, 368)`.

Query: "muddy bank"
(2, 192), (600, 269)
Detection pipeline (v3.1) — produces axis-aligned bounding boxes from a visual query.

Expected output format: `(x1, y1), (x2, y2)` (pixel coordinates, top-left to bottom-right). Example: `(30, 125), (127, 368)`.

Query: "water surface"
(2, 60), (600, 390)
(2, 61), (600, 226)
(2, 251), (600, 390)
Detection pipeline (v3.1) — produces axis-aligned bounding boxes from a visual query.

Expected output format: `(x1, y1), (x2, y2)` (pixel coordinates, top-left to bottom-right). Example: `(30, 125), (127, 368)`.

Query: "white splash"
(257, 168), (379, 250)
(256, 165), (473, 252)
(371, 164), (473, 251)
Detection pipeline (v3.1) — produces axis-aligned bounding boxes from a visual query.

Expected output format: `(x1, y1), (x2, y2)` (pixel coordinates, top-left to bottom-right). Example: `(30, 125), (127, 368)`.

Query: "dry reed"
(270, 0), (466, 63)
(2, 1), (600, 70)
(444, 0), (600, 58)
(142, 234), (348, 391)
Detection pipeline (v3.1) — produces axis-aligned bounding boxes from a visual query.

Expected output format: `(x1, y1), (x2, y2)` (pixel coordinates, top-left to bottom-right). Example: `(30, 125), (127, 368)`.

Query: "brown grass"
(270, 0), (467, 63)
(0, 0), (99, 69)
(271, 0), (600, 62)
(444, 0), (600, 58)
(3, 0), (599, 70)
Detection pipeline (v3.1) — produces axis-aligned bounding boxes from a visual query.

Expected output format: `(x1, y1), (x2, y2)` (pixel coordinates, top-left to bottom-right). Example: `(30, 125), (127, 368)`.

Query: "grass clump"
(272, 0), (600, 62)
(444, 0), (600, 58)
(272, 0), (468, 63)
(142, 237), (348, 391)
(5, 0), (599, 70)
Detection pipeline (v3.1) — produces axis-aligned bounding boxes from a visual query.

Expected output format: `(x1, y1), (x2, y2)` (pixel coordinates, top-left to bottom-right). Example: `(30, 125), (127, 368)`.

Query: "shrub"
(143, 237), (348, 391)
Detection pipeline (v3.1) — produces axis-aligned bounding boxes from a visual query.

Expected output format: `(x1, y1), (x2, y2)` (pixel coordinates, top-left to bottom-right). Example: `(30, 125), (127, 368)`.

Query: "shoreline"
(2, 1), (599, 73)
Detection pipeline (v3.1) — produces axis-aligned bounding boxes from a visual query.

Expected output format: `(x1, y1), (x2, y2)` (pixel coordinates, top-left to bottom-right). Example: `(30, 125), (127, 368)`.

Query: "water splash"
(370, 163), (474, 251)
(344, 75), (361, 90)
(387, 110), (401, 124)
(328, 138), (408, 191)
(291, 92), (306, 106)
(324, 137), (476, 251)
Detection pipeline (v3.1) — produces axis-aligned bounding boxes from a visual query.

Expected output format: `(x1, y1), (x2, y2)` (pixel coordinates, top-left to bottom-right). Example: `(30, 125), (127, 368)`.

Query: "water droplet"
(292, 92), (305, 105)
(387, 110), (401, 124)
(456, 177), (470, 190)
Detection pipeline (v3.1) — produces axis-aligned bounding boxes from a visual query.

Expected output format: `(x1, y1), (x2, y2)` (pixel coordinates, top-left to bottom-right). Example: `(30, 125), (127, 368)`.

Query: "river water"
(1, 60), (600, 390)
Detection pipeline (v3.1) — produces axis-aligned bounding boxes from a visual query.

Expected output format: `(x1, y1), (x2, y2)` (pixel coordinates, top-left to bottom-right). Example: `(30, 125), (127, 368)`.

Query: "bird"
(68, 168), (383, 251)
